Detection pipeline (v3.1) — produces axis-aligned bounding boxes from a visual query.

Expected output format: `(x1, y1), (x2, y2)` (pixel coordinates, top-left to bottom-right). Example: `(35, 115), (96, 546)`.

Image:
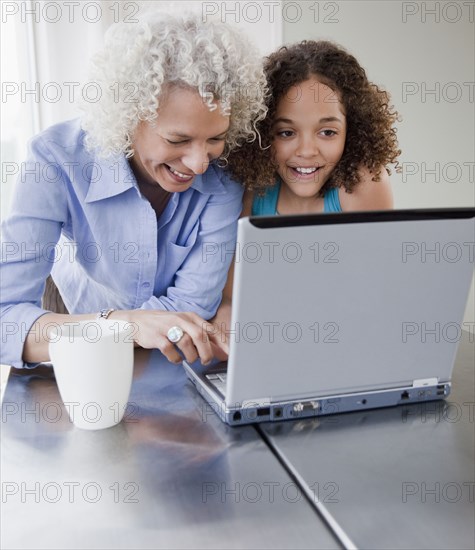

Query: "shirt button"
(142, 282), (151, 289)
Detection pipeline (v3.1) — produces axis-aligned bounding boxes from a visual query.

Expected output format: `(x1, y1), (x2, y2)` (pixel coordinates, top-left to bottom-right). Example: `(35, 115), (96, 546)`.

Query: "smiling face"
(272, 76), (347, 202)
(130, 86), (230, 193)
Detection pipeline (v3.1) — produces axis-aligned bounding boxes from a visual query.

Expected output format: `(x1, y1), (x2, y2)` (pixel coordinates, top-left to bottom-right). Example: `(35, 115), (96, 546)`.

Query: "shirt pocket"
(166, 222), (200, 272)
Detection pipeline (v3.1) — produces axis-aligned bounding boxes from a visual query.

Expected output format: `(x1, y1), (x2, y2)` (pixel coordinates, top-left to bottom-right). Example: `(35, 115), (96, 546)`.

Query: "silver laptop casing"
(184, 209), (474, 425)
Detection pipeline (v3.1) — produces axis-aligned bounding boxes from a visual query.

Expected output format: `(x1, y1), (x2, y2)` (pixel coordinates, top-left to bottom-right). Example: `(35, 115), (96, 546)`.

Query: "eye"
(165, 138), (189, 145)
(320, 129), (337, 137)
(276, 130), (294, 138)
(209, 136), (226, 143)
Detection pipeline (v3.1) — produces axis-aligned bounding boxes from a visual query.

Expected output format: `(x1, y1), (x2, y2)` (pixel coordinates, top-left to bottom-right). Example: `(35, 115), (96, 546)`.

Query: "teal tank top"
(251, 180), (342, 216)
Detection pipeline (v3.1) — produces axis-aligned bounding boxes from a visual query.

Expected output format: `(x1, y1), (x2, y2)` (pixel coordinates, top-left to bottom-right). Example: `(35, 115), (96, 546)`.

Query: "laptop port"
(274, 408), (283, 418)
(233, 411), (242, 422)
(257, 407), (270, 417)
(293, 401), (319, 414)
(401, 391), (410, 400)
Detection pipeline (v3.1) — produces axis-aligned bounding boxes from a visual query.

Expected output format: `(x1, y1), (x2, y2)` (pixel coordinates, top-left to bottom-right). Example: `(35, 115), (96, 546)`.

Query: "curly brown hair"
(226, 40), (401, 195)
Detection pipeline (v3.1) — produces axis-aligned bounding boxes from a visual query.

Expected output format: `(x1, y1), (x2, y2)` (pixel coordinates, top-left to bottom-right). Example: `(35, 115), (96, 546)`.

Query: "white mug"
(49, 319), (134, 430)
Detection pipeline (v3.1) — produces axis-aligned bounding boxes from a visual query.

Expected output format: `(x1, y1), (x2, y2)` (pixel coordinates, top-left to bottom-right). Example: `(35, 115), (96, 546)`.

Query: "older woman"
(0, 12), (267, 368)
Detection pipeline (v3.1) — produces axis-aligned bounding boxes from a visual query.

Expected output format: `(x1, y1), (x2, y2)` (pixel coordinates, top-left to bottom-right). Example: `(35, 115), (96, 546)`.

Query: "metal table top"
(1, 349), (340, 550)
(2, 333), (473, 549)
(260, 331), (475, 549)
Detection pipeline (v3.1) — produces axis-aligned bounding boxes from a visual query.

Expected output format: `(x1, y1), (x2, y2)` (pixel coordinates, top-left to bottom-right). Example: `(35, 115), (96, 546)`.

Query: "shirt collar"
(189, 163), (227, 195)
(85, 156), (227, 203)
(85, 154), (139, 203)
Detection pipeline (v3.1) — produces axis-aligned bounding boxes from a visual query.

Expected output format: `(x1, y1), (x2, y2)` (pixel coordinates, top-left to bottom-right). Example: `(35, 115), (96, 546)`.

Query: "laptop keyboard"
(206, 373), (227, 396)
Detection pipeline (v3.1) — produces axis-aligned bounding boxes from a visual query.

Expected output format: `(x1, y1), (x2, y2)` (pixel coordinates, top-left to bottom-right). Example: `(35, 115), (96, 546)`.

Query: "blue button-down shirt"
(1, 119), (243, 368)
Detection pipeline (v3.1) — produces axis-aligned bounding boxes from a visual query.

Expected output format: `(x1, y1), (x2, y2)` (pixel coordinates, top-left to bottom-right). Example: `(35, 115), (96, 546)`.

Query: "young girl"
(212, 40), (401, 342)
(229, 39), (400, 215)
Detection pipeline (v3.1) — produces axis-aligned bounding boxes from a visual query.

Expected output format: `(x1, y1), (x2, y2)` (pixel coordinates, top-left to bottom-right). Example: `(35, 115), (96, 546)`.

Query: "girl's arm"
(210, 189), (254, 355)
(339, 166), (393, 211)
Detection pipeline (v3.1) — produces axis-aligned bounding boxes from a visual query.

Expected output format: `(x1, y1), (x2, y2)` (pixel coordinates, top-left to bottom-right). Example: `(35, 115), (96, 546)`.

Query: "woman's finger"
(205, 322), (229, 357)
(178, 321), (214, 365)
(158, 337), (184, 364)
(174, 333), (199, 364)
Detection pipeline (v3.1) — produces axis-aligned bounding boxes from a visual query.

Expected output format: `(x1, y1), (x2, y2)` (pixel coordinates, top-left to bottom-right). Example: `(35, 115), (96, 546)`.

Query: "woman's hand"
(112, 310), (229, 366)
(208, 298), (232, 362)
(23, 309), (228, 366)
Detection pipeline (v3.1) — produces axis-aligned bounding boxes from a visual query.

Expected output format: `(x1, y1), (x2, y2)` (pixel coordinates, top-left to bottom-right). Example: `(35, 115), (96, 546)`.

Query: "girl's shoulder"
(339, 167), (393, 211)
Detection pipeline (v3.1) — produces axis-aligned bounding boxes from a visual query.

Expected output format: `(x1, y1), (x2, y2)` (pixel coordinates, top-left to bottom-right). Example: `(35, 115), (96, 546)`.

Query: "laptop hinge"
(412, 377), (439, 388)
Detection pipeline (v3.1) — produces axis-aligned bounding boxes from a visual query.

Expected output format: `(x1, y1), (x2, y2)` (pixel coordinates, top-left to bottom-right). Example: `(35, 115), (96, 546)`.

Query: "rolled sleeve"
(1, 135), (67, 368)
(1, 305), (50, 369)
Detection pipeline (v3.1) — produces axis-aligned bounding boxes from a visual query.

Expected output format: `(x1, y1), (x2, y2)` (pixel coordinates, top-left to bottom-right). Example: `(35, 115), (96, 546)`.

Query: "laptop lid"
(225, 208), (475, 407)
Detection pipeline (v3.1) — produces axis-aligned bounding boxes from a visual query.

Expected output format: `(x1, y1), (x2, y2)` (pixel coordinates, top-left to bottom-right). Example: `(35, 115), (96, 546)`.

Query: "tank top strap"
(251, 180), (281, 216)
(323, 187), (342, 213)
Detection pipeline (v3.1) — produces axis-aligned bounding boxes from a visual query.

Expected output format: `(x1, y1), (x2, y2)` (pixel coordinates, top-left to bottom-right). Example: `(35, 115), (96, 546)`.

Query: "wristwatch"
(97, 308), (116, 320)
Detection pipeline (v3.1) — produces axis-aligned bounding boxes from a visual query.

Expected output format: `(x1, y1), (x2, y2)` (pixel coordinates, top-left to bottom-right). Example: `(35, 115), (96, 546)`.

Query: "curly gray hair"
(80, 11), (268, 159)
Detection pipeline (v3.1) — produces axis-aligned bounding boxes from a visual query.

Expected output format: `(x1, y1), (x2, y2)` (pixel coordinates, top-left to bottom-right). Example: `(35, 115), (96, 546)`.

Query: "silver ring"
(167, 325), (184, 344)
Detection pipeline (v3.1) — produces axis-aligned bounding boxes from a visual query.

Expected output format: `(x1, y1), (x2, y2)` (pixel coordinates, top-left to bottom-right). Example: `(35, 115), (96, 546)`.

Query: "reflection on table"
(260, 331), (475, 550)
(1, 349), (339, 550)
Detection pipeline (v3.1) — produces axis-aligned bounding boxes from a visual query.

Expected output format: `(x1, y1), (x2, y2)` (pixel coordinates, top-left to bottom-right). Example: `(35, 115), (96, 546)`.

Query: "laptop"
(183, 208), (475, 425)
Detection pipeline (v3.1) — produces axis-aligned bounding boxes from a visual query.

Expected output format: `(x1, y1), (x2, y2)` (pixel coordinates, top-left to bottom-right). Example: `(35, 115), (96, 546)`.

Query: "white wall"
(282, 0), (474, 208)
(31, 0), (283, 129)
(281, 0), (474, 323)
